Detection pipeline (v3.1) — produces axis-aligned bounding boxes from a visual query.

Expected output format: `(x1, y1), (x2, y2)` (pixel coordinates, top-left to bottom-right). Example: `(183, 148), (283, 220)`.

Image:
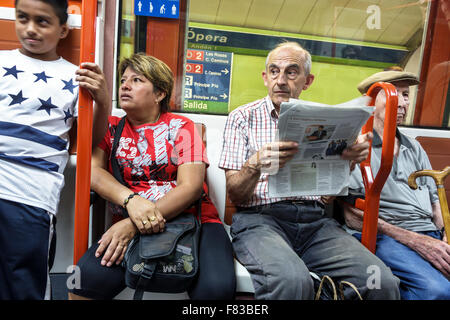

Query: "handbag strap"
(111, 116), (127, 187)
(314, 275), (337, 300)
(133, 262), (157, 300)
(339, 280), (363, 300)
(110, 116), (129, 218)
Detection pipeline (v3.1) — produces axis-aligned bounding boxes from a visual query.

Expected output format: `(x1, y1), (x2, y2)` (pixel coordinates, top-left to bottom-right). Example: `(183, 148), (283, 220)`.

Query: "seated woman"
(68, 53), (235, 300)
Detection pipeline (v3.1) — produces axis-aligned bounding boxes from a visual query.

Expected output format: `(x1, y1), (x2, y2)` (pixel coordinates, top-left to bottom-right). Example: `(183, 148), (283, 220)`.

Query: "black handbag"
(110, 116), (201, 300)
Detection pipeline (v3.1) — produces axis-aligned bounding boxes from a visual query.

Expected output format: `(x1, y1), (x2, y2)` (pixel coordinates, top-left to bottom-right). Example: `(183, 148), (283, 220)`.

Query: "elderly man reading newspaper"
(219, 42), (400, 300)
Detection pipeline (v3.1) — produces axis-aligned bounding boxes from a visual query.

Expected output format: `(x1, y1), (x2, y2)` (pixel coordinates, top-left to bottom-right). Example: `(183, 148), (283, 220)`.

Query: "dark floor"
(50, 273), (255, 300)
(50, 273), (70, 300)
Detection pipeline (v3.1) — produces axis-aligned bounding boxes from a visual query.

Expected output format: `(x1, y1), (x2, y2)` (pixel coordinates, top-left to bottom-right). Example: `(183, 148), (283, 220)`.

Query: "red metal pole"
(73, 0), (97, 264)
(360, 82), (398, 253)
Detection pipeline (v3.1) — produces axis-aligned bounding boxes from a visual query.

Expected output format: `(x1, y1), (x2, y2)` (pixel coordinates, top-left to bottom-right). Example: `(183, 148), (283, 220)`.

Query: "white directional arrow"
(221, 68), (229, 75)
(138, 1), (142, 12)
(220, 93), (228, 99)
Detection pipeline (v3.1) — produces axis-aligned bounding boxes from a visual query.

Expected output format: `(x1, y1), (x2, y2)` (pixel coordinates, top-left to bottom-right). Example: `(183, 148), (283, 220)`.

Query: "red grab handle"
(359, 82), (398, 253)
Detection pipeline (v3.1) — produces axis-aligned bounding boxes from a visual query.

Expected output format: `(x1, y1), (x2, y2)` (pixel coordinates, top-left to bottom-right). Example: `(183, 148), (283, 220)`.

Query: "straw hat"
(357, 71), (419, 94)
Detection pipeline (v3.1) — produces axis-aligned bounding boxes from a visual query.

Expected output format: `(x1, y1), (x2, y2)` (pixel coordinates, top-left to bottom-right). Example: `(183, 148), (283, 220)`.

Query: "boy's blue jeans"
(353, 231), (450, 300)
(0, 198), (54, 300)
(230, 201), (400, 300)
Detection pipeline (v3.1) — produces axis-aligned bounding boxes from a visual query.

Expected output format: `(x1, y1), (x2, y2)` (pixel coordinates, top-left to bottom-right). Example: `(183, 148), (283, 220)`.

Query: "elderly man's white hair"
(265, 42), (312, 76)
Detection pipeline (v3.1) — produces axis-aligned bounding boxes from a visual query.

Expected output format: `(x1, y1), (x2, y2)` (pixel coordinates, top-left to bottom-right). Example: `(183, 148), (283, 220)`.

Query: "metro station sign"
(134, 0), (180, 19)
(183, 49), (233, 114)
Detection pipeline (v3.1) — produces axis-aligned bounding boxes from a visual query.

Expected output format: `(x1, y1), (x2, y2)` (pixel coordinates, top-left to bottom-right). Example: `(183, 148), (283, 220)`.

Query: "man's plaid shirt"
(219, 95), (320, 207)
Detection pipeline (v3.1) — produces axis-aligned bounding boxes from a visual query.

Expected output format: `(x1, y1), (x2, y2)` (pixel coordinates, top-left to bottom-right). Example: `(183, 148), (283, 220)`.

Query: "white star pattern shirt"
(0, 49), (79, 214)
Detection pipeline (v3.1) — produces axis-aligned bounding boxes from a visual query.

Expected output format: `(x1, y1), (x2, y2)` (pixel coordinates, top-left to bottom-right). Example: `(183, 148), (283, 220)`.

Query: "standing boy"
(0, 0), (110, 299)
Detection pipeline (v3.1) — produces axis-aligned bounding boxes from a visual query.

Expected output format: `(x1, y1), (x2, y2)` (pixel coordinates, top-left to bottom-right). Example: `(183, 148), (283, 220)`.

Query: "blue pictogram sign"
(134, 0), (179, 19)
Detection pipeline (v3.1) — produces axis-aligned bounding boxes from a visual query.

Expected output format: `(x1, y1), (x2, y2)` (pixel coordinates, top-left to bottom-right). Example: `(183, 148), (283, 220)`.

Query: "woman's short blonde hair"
(118, 53), (174, 112)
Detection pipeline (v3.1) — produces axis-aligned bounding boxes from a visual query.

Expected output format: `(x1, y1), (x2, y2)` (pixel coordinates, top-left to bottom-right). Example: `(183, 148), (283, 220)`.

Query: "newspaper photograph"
(268, 96), (374, 197)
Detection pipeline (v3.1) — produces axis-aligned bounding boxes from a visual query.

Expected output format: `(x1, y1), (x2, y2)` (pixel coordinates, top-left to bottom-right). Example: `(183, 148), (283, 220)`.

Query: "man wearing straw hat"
(341, 69), (450, 300)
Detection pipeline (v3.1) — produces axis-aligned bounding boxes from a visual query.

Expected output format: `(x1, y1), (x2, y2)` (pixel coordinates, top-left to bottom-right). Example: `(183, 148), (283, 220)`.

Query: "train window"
(116, 0), (448, 129)
(119, 0), (136, 59)
(412, 0), (450, 129)
(184, 0), (449, 129)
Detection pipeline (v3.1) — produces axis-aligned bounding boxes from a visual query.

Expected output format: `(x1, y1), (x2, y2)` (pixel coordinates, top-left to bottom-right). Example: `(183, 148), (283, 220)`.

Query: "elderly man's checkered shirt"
(219, 96), (320, 207)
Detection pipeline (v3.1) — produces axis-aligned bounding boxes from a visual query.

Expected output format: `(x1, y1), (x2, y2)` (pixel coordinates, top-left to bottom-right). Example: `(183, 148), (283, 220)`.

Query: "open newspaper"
(268, 96), (374, 197)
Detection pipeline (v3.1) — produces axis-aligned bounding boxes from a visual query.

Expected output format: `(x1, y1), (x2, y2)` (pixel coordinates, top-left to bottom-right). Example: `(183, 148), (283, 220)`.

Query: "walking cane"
(73, 0), (97, 264)
(408, 166), (450, 244)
